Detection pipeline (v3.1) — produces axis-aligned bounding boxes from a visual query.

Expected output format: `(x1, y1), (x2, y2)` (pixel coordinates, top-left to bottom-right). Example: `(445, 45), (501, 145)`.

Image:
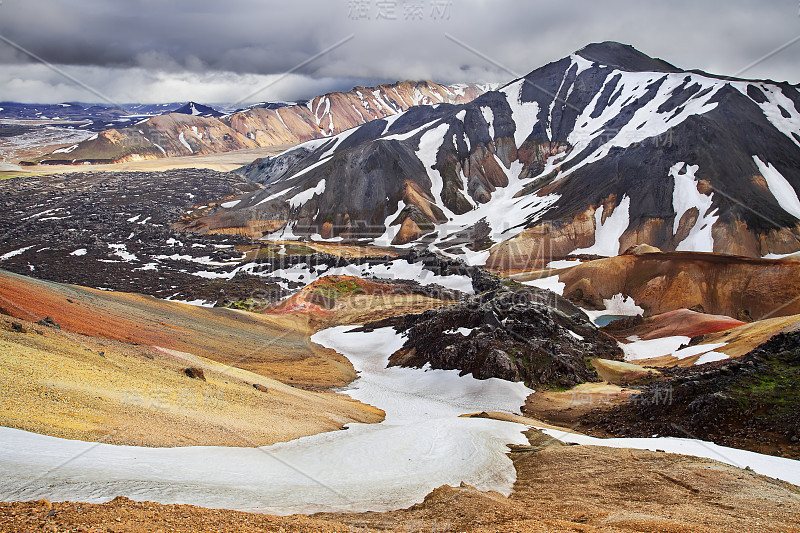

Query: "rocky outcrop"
(364, 281), (622, 389)
(183, 367), (206, 380)
(590, 331), (800, 458)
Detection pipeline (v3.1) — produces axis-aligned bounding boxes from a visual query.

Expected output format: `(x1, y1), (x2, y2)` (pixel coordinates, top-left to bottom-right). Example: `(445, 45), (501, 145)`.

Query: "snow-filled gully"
(1, 327), (799, 514)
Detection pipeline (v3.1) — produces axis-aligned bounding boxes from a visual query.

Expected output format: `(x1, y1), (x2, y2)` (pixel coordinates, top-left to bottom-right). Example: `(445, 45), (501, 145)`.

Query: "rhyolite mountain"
(35, 81), (489, 164)
(193, 41), (800, 266)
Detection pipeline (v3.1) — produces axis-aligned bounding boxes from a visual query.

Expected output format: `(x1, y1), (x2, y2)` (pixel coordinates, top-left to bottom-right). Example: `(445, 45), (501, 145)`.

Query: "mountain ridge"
(191, 41), (800, 265)
(32, 80), (490, 165)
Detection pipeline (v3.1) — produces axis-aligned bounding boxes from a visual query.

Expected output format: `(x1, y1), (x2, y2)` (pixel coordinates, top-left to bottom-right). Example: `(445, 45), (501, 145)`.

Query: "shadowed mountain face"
(33, 81), (488, 165)
(168, 102), (223, 118)
(196, 41), (800, 265)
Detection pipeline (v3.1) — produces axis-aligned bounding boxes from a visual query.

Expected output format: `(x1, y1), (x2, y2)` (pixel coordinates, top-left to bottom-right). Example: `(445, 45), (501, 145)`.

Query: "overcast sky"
(0, 0), (798, 104)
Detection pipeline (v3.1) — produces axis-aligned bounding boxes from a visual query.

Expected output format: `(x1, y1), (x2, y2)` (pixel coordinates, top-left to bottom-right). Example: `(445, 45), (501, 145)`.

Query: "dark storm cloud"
(0, 0), (797, 103)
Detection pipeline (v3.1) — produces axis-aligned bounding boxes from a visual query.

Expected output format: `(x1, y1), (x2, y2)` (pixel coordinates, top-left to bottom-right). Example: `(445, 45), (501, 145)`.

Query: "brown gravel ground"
(2, 430), (798, 533)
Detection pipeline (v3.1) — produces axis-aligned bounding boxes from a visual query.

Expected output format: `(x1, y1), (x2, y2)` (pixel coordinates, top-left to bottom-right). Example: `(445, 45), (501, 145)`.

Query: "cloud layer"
(0, 0), (797, 104)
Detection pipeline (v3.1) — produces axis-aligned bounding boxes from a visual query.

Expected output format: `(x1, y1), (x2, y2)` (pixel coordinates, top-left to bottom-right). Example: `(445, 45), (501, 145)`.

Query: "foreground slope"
(0, 313), (382, 447)
(0, 269), (365, 389)
(201, 41), (800, 263)
(0, 270), (385, 446)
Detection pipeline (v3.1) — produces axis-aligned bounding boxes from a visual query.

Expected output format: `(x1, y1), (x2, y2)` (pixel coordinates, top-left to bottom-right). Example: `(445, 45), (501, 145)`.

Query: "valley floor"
(3, 238), (800, 529)
(2, 318), (799, 531)
(3, 145), (294, 175)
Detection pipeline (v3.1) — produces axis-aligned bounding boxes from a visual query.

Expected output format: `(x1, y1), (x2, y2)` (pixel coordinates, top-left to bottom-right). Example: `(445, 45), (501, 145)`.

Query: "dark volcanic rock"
(184, 367), (206, 381)
(37, 317), (60, 329)
(367, 284), (622, 389)
(0, 169), (271, 302)
(587, 331), (800, 458)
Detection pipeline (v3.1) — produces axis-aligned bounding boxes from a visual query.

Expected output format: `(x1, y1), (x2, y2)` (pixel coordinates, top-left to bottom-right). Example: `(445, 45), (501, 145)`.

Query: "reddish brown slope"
(0, 269), (353, 388)
(556, 252), (800, 320)
(266, 275), (458, 330)
(602, 309), (745, 340)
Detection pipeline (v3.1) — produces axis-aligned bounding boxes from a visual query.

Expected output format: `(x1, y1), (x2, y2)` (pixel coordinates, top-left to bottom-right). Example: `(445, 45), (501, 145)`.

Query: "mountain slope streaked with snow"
(210, 42), (800, 266)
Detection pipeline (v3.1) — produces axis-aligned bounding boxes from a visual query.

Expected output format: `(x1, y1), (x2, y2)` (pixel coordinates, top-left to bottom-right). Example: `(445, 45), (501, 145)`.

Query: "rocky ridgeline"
(362, 271), (623, 389)
(35, 81), (487, 165)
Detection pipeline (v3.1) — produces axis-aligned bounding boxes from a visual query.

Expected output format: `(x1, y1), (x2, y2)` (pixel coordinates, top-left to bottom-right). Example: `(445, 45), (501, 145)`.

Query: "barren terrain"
(10, 145), (293, 175)
(2, 430), (798, 532)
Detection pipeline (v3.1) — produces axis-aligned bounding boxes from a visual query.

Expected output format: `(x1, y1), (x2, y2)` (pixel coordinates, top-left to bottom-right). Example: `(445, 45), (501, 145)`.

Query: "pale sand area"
(7, 145), (295, 175)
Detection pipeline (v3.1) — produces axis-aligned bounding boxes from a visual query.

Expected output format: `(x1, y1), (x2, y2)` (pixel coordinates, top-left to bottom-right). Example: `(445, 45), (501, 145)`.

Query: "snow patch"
(501, 80), (540, 148)
(620, 335), (692, 361)
(694, 351), (729, 365)
(547, 259), (582, 269)
(0, 245), (34, 261)
(288, 179), (326, 208)
(178, 131), (192, 153)
(572, 196), (631, 257)
(107, 243), (138, 262)
(671, 162), (717, 252)
(522, 275), (564, 295)
(753, 155), (800, 219)
(444, 327), (474, 336)
(481, 106), (495, 139)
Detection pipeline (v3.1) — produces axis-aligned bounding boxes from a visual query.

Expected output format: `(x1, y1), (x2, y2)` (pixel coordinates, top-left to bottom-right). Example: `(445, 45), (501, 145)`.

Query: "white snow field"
(0, 327), (532, 515)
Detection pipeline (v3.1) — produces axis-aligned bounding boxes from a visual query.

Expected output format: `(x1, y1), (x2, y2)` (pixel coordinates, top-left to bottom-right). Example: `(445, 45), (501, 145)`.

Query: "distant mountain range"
(30, 81), (490, 164)
(189, 42), (800, 263)
(0, 101), (234, 134)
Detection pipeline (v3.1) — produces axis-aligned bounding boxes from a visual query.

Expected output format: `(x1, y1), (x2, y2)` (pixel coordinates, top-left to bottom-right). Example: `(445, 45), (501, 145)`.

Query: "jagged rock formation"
(363, 274), (622, 388)
(203, 41), (800, 261)
(35, 81), (488, 164)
